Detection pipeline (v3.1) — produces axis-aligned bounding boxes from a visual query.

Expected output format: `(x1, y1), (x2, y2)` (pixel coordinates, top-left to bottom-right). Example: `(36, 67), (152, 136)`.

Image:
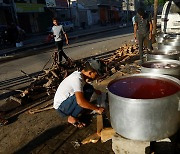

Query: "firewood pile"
(8, 53), (87, 105)
(9, 43), (139, 105)
(99, 43), (139, 76)
(0, 43), (139, 124)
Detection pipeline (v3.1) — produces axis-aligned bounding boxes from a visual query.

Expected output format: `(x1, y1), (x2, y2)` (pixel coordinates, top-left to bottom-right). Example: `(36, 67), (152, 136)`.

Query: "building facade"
(0, 0), (17, 25)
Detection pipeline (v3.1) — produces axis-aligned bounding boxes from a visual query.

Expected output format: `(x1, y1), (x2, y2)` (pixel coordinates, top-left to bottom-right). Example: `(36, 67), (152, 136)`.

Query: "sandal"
(72, 121), (86, 128)
(0, 118), (8, 126)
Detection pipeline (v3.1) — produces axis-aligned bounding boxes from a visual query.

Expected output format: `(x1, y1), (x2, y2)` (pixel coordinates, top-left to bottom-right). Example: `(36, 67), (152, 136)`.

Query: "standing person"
(53, 59), (105, 128)
(51, 18), (71, 64)
(134, 8), (153, 64)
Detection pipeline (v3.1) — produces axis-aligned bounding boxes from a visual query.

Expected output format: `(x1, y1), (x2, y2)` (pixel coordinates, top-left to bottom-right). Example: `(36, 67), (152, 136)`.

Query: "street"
(0, 27), (133, 82)
(0, 27), (134, 153)
(0, 26), (179, 154)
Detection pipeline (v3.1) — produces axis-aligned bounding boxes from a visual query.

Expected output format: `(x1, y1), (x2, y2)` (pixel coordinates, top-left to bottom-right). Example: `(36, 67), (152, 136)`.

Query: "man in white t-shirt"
(53, 59), (105, 128)
(51, 18), (71, 64)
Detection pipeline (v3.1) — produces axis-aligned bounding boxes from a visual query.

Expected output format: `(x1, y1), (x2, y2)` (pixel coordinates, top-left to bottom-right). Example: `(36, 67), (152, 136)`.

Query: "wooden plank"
(97, 114), (103, 136)
(81, 133), (100, 144)
(101, 128), (116, 143)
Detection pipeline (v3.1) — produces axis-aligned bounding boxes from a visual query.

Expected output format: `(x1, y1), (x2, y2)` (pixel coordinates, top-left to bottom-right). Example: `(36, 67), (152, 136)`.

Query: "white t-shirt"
(53, 71), (85, 109)
(52, 25), (65, 42)
(132, 16), (135, 25)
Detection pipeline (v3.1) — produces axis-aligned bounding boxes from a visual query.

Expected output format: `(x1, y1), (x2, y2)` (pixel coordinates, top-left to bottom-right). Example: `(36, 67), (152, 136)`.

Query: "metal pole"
(153, 0), (158, 34)
(11, 0), (19, 24)
(76, 0), (79, 27)
(68, 0), (72, 21)
(126, 0), (129, 24)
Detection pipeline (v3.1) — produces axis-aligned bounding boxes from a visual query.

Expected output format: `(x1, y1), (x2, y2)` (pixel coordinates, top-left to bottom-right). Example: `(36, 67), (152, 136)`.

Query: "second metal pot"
(141, 59), (180, 78)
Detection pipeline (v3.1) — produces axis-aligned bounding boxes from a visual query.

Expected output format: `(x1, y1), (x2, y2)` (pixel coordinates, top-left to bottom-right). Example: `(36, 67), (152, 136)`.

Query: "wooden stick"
(10, 96), (22, 104)
(81, 133), (100, 144)
(81, 114), (103, 144)
(101, 128), (115, 143)
(51, 70), (59, 79)
(97, 114), (103, 136)
(28, 106), (53, 114)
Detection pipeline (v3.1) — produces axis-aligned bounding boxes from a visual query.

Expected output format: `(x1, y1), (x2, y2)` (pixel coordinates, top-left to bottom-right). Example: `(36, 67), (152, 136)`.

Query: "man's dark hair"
(137, 8), (145, 18)
(52, 17), (58, 21)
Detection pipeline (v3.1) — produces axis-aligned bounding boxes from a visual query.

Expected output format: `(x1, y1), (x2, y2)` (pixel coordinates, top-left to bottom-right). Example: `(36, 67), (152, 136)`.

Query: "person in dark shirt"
(134, 8), (153, 64)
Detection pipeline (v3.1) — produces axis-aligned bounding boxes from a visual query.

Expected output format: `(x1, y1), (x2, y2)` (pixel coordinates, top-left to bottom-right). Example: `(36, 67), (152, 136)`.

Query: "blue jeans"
(56, 84), (94, 118)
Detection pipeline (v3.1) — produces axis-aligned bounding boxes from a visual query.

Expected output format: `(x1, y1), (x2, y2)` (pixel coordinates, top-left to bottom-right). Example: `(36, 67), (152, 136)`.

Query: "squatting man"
(53, 59), (105, 128)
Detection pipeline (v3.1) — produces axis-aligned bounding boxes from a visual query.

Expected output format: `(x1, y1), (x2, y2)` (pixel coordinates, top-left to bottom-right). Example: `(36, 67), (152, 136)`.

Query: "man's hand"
(95, 107), (105, 114)
(64, 33), (69, 45)
(66, 39), (69, 45)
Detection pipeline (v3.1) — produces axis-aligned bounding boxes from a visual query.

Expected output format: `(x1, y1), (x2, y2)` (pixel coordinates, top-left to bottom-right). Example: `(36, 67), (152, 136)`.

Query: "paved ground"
(0, 23), (126, 57)
(0, 70), (125, 153)
(0, 29), (133, 153)
(0, 25), (179, 154)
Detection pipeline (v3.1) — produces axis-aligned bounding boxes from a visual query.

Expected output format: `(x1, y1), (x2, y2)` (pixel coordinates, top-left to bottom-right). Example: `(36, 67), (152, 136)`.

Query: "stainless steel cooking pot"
(166, 34), (180, 39)
(163, 39), (180, 46)
(141, 59), (180, 78)
(108, 73), (180, 141)
(158, 43), (180, 51)
(156, 33), (169, 43)
(147, 51), (180, 61)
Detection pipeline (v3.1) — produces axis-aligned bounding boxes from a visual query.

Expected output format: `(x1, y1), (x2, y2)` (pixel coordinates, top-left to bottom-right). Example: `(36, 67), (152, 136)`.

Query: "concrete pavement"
(0, 23), (131, 58)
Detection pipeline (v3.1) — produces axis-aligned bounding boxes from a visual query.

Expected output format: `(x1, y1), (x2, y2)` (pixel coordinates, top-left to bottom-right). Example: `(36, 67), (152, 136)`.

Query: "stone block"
(112, 134), (150, 154)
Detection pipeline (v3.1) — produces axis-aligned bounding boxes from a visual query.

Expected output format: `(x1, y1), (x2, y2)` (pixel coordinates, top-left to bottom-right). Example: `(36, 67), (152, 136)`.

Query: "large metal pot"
(147, 51), (180, 61)
(166, 34), (180, 39)
(156, 33), (169, 43)
(163, 39), (180, 46)
(141, 59), (180, 78)
(158, 43), (180, 51)
(108, 73), (180, 141)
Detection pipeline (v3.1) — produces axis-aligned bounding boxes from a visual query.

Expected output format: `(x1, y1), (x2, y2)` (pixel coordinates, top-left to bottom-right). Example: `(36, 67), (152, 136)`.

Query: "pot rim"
(107, 73), (180, 101)
(141, 59), (180, 70)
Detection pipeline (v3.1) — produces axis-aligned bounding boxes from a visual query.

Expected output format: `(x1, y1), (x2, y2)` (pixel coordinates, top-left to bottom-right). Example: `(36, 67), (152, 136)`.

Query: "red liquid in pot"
(108, 77), (180, 99)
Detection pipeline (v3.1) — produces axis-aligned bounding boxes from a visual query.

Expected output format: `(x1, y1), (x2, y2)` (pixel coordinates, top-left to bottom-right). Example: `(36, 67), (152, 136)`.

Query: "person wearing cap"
(53, 59), (105, 128)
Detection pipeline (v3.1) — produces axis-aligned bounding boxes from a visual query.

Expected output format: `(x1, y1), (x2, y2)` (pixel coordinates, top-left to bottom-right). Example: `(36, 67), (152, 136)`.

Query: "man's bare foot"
(68, 116), (85, 128)
(68, 116), (77, 124)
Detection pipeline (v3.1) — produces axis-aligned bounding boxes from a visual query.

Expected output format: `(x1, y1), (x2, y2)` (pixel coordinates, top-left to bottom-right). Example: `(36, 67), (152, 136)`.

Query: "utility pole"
(124, 0), (129, 24)
(126, 0), (129, 24)
(153, 0), (158, 34)
(68, 0), (72, 21)
(76, 0), (80, 27)
(11, 0), (19, 24)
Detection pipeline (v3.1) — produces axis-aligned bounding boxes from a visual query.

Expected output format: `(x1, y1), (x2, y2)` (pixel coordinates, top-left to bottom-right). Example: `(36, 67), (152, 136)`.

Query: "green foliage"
(159, 0), (168, 5)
